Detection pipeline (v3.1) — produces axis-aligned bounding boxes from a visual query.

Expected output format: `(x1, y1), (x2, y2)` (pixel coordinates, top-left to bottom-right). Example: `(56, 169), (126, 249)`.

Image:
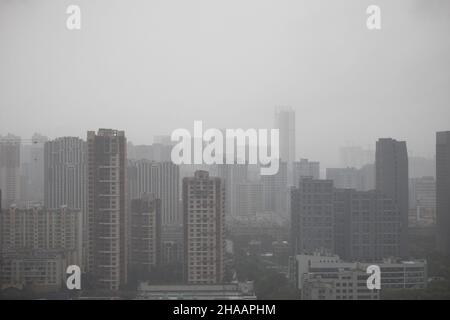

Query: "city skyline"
(0, 123), (448, 300)
(1, 0), (449, 167)
(0, 126), (439, 170)
(1, 0), (449, 303)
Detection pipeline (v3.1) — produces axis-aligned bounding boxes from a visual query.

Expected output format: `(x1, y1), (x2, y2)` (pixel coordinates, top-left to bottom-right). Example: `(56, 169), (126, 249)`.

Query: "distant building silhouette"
(327, 167), (361, 190)
(339, 146), (374, 169)
(409, 156), (436, 179)
(326, 165), (375, 192)
(294, 159), (320, 185)
(127, 136), (173, 162)
(127, 159), (180, 225)
(0, 134), (21, 208)
(44, 137), (87, 210)
(262, 161), (288, 218)
(236, 182), (264, 217)
(216, 163), (248, 217)
(275, 106), (295, 186)
(20, 133), (48, 203)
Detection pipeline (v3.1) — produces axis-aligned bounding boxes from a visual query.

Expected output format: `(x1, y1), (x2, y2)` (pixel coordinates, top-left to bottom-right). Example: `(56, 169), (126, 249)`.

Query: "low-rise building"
(302, 268), (379, 300)
(136, 282), (256, 300)
(292, 253), (427, 293)
(0, 250), (68, 293)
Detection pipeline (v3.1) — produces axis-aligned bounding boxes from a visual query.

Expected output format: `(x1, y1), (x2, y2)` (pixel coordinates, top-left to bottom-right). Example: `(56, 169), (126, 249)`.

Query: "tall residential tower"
(87, 129), (127, 291)
(183, 171), (225, 284)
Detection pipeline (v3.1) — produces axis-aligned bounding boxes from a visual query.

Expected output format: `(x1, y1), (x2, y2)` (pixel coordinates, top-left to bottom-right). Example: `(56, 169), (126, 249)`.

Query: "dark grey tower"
(436, 131), (450, 256)
(291, 178), (334, 255)
(375, 138), (409, 257)
(334, 188), (402, 262)
(87, 129), (127, 291)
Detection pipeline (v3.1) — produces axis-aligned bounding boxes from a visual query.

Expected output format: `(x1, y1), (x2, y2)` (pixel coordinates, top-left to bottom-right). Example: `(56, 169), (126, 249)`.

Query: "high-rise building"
(333, 189), (402, 261)
(359, 163), (375, 191)
(262, 161), (288, 218)
(0, 134), (21, 208)
(152, 162), (180, 225)
(127, 159), (183, 280)
(436, 131), (450, 256)
(130, 193), (162, 276)
(376, 138), (409, 257)
(152, 145), (172, 162)
(127, 160), (180, 226)
(183, 171), (225, 284)
(291, 178), (334, 255)
(326, 168), (361, 190)
(216, 163), (248, 217)
(20, 133), (48, 203)
(294, 159), (320, 186)
(326, 166), (375, 192)
(339, 146), (374, 169)
(161, 224), (184, 270)
(409, 176), (436, 226)
(236, 182), (264, 217)
(87, 129), (127, 291)
(409, 156), (436, 179)
(0, 189), (2, 258)
(127, 143), (153, 161)
(44, 137), (87, 210)
(275, 106), (295, 186)
(152, 135), (173, 162)
(44, 137), (88, 272)
(127, 136), (173, 162)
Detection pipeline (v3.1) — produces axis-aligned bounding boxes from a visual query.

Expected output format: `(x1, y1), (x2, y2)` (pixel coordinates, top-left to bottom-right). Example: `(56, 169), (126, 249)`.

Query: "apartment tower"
(87, 129), (127, 291)
(183, 171), (225, 284)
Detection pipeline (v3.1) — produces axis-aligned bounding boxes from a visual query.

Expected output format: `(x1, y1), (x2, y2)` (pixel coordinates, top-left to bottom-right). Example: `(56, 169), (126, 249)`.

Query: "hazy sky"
(1, 0), (449, 167)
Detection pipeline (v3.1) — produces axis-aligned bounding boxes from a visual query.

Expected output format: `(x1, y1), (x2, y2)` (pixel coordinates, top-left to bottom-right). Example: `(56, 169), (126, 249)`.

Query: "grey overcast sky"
(0, 0), (449, 167)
